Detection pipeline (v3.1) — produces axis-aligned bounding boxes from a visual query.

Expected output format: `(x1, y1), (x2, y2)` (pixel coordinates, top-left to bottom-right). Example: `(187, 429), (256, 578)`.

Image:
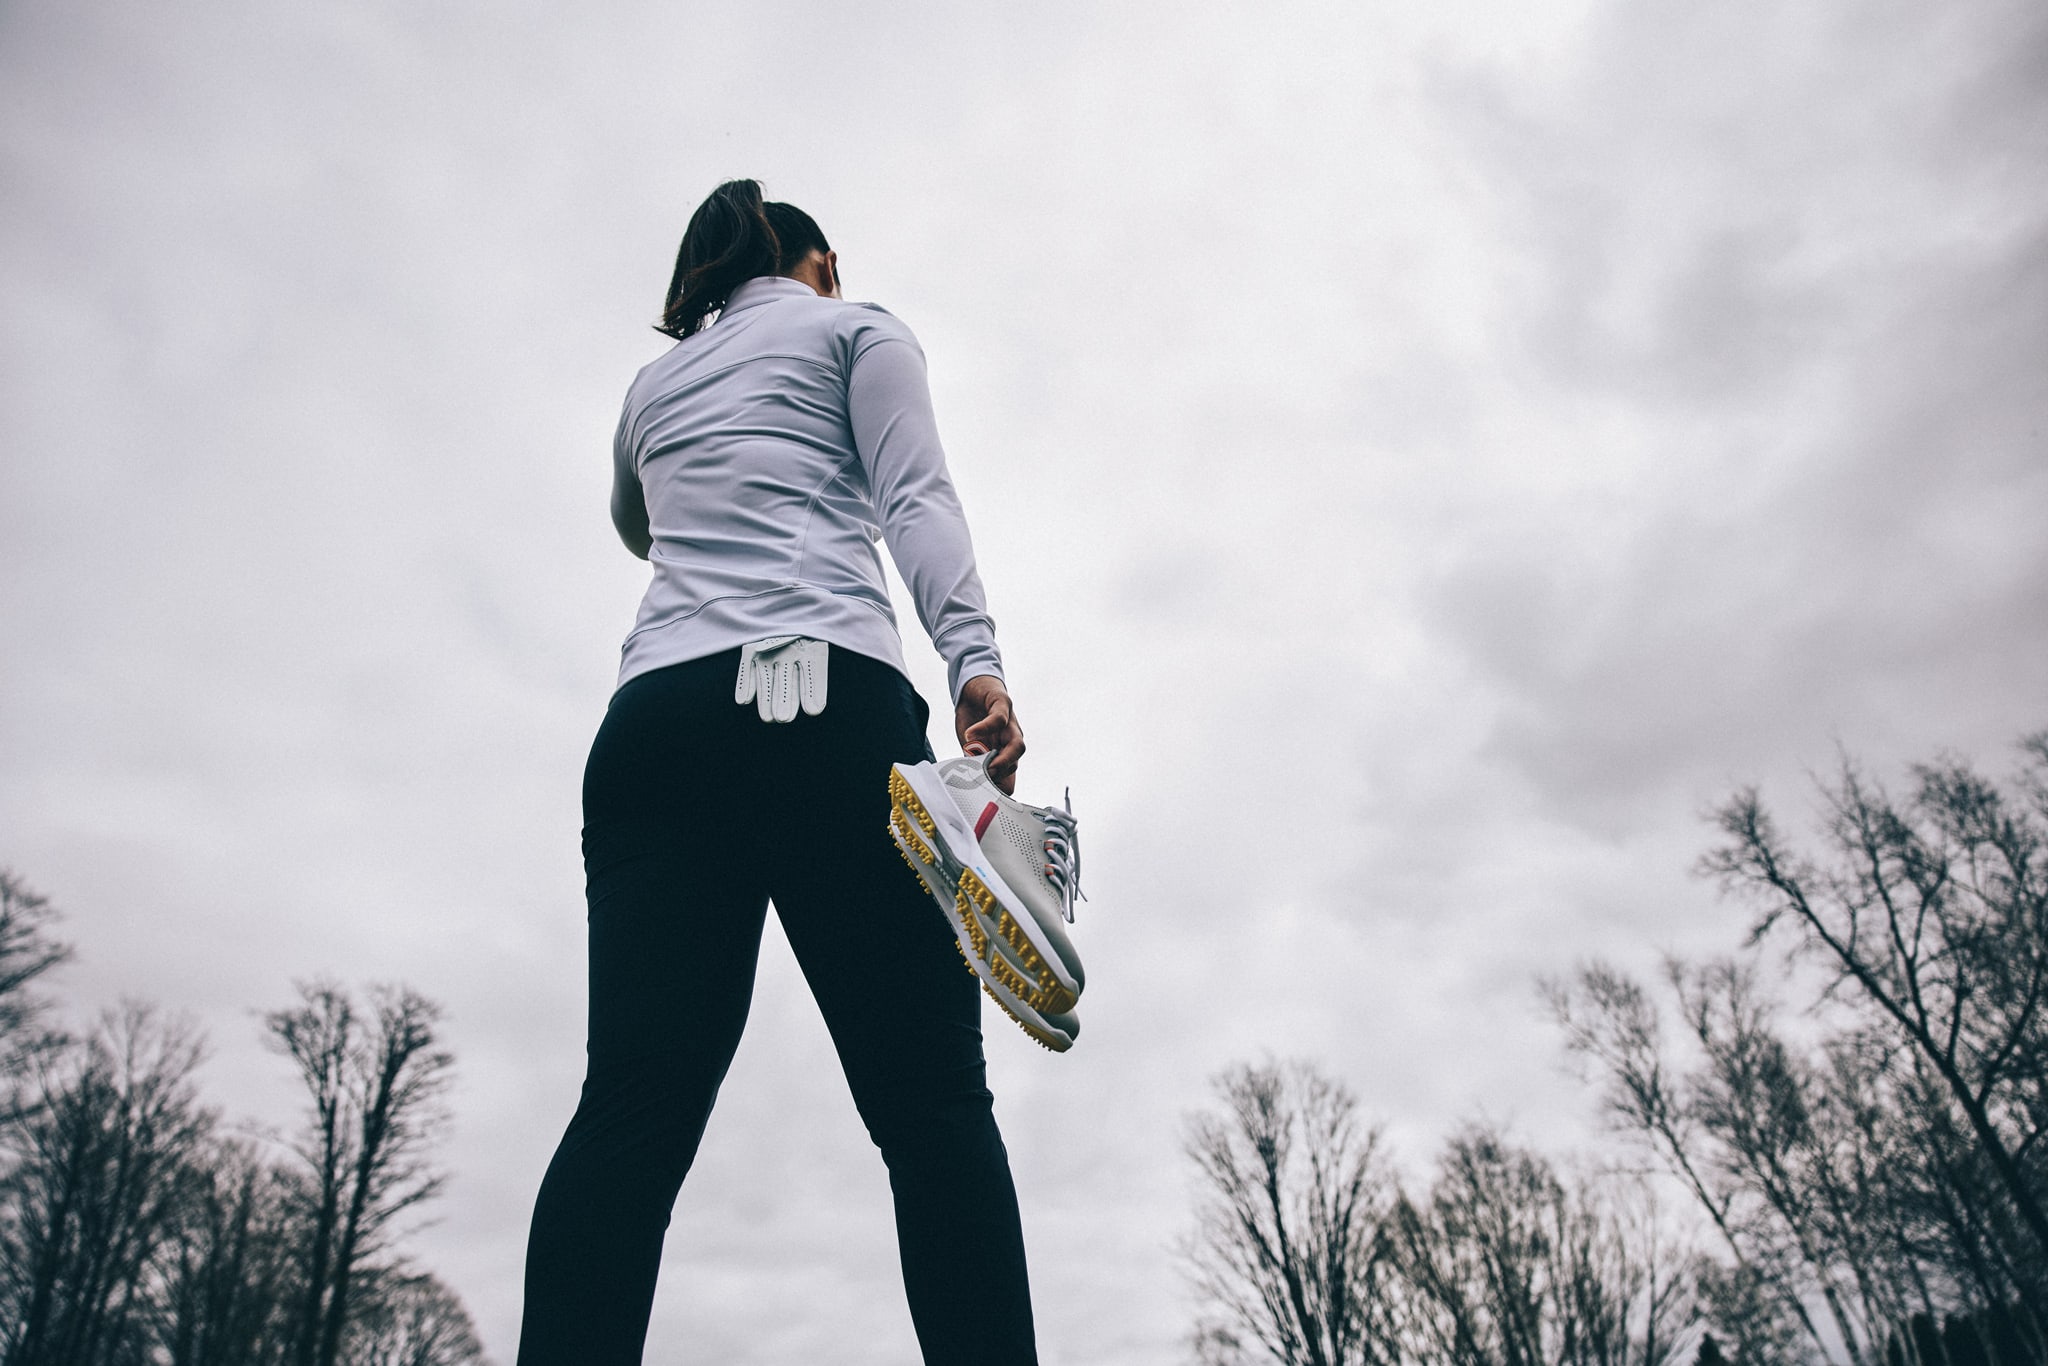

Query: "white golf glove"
(734, 636), (829, 722)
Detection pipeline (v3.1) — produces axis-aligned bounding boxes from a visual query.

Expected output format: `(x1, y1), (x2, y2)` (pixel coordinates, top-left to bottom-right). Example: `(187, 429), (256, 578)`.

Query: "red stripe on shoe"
(974, 802), (998, 839)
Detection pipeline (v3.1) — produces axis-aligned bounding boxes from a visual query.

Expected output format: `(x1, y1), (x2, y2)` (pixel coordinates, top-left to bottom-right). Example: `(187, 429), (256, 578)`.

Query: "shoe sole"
(888, 765), (1079, 1052)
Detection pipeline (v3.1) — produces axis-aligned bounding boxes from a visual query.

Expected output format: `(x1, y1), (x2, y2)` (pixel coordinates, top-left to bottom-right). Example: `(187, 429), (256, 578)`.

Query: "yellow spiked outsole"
(952, 931), (1068, 1051)
(954, 871), (1079, 1017)
(888, 769), (936, 839)
(891, 804), (940, 869)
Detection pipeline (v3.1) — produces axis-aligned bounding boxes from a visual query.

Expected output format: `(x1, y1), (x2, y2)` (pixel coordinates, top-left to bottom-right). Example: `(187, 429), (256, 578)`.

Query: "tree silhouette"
(1182, 1065), (1691, 1366)
(0, 1005), (212, 1366)
(1198, 733), (2048, 1366)
(0, 870), (69, 1128)
(1182, 1059), (1401, 1366)
(344, 1271), (486, 1366)
(1705, 736), (2048, 1326)
(0, 878), (485, 1366)
(1549, 729), (2048, 1366)
(1393, 1126), (1691, 1366)
(265, 982), (453, 1366)
(152, 1136), (303, 1365)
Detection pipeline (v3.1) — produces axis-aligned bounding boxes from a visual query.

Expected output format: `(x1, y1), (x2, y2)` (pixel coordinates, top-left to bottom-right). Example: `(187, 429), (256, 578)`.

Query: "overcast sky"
(3, 0), (2045, 1361)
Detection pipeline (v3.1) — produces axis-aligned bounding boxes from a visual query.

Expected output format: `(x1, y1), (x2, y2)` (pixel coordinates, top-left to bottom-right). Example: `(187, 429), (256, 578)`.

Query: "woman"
(516, 180), (1040, 1364)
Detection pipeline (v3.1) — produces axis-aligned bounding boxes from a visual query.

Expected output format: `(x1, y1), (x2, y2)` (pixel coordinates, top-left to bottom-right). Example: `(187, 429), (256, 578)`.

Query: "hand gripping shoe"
(888, 753), (1086, 1051)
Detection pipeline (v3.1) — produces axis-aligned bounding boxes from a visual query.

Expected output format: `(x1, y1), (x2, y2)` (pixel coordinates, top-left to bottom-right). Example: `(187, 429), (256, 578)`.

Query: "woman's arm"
(611, 403), (652, 560)
(847, 323), (1022, 786)
(847, 332), (1003, 692)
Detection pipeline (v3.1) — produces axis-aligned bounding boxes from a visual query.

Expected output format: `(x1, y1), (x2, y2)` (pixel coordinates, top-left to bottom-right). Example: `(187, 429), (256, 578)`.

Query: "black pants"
(516, 647), (1037, 1365)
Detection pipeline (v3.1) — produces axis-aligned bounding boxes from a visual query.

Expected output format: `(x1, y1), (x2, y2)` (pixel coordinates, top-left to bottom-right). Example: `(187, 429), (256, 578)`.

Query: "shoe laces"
(1039, 788), (1084, 923)
(967, 752), (1086, 922)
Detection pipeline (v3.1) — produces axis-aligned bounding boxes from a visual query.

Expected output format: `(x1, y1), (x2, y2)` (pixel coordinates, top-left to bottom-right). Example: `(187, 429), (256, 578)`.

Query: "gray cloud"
(1421, 0), (2048, 826)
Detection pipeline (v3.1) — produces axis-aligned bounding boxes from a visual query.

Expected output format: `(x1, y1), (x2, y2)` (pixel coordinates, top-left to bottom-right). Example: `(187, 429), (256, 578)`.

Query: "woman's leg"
(775, 865), (1038, 1364)
(517, 658), (770, 1366)
(765, 651), (1038, 1365)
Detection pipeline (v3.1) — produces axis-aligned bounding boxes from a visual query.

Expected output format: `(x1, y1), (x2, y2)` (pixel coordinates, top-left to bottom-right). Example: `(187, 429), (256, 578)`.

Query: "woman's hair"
(656, 179), (831, 340)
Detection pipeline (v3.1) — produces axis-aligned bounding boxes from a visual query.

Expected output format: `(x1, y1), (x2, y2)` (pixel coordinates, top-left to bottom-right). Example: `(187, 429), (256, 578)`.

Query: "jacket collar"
(721, 275), (818, 315)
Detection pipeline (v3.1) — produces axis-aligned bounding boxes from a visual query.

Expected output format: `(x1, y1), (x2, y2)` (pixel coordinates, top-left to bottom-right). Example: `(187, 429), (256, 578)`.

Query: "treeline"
(1185, 734), (2048, 1366)
(0, 872), (487, 1366)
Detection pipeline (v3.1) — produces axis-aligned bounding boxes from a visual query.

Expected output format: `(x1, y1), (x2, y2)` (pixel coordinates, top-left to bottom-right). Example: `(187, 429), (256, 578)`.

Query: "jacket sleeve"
(844, 312), (1004, 703)
(609, 393), (651, 559)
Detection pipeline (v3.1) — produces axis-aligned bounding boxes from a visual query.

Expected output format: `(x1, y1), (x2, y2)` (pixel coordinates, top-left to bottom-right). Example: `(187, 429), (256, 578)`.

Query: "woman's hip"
(582, 643), (933, 840)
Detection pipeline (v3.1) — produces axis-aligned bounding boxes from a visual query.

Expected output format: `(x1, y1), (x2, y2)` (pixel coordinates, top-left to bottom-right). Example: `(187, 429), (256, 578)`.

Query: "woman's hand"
(955, 674), (1024, 794)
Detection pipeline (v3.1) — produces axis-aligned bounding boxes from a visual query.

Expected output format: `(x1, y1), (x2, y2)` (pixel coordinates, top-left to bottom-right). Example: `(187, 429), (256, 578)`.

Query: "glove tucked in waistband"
(734, 637), (829, 722)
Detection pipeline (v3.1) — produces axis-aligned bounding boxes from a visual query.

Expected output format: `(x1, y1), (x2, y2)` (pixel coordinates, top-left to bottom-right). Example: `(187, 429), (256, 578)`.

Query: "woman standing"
(515, 180), (1039, 1364)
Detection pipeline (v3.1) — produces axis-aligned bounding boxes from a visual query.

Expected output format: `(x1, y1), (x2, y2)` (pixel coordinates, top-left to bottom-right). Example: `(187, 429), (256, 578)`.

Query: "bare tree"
(1549, 960), (1834, 1366)
(1671, 960), (1903, 1366)
(0, 1003), (213, 1366)
(1541, 733), (2048, 1363)
(1182, 1061), (1696, 1366)
(0, 870), (70, 1126)
(149, 1136), (305, 1366)
(1552, 955), (2026, 1366)
(0, 873), (485, 1366)
(265, 982), (453, 1366)
(1181, 1059), (1402, 1366)
(343, 1271), (487, 1366)
(1705, 737), (2048, 1320)
(1394, 1125), (1694, 1366)
(1545, 967), (1745, 1257)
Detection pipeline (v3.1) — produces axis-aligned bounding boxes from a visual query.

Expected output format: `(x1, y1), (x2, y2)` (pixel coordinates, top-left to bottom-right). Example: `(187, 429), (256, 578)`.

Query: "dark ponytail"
(656, 179), (832, 340)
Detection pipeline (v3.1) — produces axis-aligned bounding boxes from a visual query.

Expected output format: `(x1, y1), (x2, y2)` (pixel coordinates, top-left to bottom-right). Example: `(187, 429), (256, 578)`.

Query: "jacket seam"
(621, 584), (894, 643)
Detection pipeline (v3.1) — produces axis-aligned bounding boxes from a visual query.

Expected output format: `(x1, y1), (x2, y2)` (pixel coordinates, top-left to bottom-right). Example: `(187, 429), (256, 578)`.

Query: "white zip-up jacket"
(611, 275), (1003, 703)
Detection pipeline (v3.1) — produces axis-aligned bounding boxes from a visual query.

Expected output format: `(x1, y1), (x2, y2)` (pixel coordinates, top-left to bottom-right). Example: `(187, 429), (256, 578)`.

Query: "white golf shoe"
(888, 753), (1086, 1051)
